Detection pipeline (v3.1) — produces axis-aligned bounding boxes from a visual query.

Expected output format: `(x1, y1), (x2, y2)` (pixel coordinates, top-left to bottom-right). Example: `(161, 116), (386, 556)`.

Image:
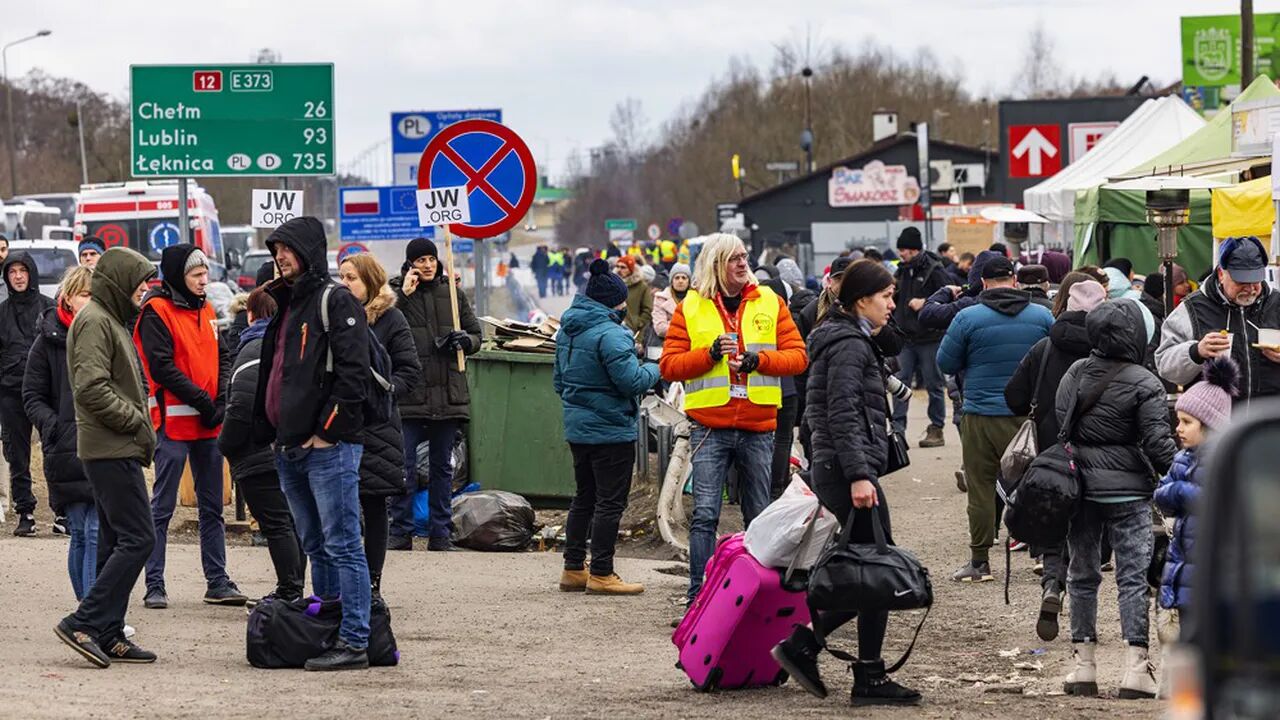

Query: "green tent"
(1074, 75), (1280, 278)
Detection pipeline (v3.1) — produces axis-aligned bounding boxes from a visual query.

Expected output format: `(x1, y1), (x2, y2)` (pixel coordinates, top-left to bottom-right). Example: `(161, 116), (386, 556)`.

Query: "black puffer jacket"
(1055, 301), (1177, 499)
(359, 287), (422, 498)
(21, 307), (91, 512)
(253, 217), (369, 447)
(0, 252), (54, 394)
(1004, 310), (1092, 451)
(392, 273), (481, 422)
(219, 320), (276, 481)
(805, 309), (890, 491)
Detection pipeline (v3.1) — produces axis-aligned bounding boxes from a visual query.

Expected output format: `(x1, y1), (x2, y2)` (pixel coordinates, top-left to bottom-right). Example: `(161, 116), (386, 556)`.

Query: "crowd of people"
(547, 226), (1278, 705)
(0, 218), (482, 671)
(3, 219), (1274, 700)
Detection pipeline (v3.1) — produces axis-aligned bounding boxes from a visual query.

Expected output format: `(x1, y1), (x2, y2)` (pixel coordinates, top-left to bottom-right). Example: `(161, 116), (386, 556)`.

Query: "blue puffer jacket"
(937, 288), (1053, 416)
(554, 294), (661, 444)
(1154, 447), (1200, 610)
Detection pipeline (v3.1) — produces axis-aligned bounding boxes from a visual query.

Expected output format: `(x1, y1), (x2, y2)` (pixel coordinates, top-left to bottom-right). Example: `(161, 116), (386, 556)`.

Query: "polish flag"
(343, 189), (380, 215)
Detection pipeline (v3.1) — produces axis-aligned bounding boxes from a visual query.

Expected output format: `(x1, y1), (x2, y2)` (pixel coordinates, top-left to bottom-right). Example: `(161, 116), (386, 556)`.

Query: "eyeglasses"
(727, 253), (749, 264)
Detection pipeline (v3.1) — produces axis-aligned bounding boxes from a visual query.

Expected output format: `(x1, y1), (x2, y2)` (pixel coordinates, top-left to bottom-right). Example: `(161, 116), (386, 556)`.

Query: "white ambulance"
(74, 179), (225, 267)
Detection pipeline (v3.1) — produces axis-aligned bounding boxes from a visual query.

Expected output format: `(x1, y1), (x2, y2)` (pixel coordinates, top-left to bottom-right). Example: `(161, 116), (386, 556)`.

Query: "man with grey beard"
(1156, 235), (1280, 401)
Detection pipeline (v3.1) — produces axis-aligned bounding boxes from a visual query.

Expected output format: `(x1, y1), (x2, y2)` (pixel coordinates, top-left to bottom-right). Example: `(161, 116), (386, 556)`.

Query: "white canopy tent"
(1023, 96), (1206, 224)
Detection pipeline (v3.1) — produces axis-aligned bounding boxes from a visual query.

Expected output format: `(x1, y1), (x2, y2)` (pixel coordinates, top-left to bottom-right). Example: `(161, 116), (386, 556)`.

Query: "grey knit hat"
(670, 263), (691, 280)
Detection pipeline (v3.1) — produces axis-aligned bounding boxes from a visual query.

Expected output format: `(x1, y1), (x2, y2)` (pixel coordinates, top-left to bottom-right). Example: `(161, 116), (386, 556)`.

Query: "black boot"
(851, 660), (921, 706)
(770, 625), (827, 698)
(304, 641), (369, 671)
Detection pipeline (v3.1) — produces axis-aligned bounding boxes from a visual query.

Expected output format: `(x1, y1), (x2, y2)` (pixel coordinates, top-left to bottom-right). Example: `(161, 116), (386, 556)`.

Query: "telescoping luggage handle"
(818, 507), (931, 675)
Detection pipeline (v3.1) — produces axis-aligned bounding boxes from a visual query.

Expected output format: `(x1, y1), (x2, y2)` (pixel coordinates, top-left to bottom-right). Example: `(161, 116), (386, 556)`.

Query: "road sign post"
(417, 118), (538, 371)
(130, 63), (335, 177)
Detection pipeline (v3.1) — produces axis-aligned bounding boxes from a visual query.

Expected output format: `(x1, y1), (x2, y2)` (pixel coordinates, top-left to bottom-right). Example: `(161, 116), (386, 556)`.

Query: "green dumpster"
(466, 347), (575, 507)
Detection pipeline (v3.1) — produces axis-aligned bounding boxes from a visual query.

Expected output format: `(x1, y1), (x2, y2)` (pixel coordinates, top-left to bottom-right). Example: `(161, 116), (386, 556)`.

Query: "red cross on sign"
(415, 119), (537, 239)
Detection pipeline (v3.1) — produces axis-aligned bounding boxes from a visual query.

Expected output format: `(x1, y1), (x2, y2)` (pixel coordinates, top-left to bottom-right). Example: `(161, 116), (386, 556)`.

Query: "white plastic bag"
(743, 477), (837, 570)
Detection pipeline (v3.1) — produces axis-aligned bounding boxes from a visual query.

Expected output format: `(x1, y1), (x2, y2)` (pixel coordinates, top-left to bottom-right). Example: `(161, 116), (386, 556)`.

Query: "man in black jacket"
(254, 216), (372, 672)
(0, 252), (54, 536)
(891, 227), (951, 448)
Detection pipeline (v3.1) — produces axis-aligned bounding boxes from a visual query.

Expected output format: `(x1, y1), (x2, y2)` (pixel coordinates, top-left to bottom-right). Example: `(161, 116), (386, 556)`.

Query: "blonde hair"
(59, 265), (94, 304)
(691, 233), (756, 298)
(339, 253), (388, 306)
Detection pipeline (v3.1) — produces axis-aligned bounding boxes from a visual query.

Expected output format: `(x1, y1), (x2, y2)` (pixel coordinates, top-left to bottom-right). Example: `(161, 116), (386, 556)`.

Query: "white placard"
(416, 185), (471, 227)
(251, 189), (303, 228)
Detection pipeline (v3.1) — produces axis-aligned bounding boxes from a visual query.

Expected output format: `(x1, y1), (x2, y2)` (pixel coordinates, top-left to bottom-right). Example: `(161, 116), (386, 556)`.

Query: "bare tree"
(1015, 20), (1063, 98)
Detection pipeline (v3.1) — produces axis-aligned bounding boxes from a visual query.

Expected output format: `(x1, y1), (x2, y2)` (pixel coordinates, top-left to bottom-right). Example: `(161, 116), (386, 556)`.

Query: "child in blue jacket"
(1153, 356), (1237, 690)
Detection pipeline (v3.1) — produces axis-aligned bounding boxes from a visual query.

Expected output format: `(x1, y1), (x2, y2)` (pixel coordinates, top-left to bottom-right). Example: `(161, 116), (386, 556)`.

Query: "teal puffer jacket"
(553, 294), (660, 444)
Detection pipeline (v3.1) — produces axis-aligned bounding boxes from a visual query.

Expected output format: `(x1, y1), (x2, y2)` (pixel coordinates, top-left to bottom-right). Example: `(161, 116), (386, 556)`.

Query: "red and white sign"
(1008, 124), (1061, 178)
(1068, 122), (1119, 163)
(193, 71), (222, 92)
(342, 189), (380, 215)
(828, 160), (921, 208)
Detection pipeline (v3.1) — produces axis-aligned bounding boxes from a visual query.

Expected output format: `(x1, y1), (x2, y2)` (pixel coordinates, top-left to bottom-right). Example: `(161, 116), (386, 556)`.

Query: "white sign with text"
(251, 189), (304, 228)
(417, 185), (471, 227)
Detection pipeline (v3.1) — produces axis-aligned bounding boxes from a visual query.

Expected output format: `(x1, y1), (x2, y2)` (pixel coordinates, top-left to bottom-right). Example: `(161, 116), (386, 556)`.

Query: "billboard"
(1181, 14), (1280, 109)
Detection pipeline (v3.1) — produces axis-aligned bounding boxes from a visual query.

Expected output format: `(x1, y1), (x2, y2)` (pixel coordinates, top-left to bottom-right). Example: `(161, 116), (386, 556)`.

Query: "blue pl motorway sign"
(338, 185), (473, 251)
(391, 109), (502, 184)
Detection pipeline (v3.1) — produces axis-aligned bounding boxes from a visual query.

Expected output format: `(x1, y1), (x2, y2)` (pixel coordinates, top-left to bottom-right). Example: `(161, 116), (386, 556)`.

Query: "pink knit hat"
(1175, 357), (1238, 431)
(1066, 280), (1106, 313)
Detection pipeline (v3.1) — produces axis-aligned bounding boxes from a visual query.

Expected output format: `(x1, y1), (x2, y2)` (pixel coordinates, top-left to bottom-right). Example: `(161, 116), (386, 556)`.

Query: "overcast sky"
(9, 0), (1268, 183)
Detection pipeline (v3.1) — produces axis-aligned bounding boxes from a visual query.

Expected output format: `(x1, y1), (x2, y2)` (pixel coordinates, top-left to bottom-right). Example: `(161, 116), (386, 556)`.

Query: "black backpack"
(246, 595), (398, 668)
(999, 362), (1126, 602)
(320, 283), (394, 425)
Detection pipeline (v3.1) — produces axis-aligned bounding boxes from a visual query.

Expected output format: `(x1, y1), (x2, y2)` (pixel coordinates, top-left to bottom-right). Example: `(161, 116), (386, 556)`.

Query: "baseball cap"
(829, 256), (854, 278)
(981, 256), (1016, 280)
(1220, 236), (1267, 284)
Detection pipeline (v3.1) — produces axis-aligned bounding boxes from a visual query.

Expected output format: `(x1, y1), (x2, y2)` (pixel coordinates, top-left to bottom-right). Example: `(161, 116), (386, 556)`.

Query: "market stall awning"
(1211, 175), (1274, 239)
(1024, 96), (1204, 223)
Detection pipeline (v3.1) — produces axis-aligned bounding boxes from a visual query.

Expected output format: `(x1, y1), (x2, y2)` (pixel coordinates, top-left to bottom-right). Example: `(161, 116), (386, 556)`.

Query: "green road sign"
(605, 218), (637, 231)
(131, 63), (335, 177)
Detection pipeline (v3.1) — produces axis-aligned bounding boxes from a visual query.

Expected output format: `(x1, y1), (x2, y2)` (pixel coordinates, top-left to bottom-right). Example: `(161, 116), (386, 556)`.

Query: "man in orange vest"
(133, 244), (244, 609)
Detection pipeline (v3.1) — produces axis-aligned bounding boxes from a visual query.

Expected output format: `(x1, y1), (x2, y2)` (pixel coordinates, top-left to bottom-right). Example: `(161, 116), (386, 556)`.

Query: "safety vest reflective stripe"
(147, 397), (201, 416)
(745, 342), (776, 353)
(685, 376), (731, 393)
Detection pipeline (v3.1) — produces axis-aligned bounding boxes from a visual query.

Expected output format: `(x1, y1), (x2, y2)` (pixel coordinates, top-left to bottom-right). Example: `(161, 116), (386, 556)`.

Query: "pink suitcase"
(672, 533), (811, 691)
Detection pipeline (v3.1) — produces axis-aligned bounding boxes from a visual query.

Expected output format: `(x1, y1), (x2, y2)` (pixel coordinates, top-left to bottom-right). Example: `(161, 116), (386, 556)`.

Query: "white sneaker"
(123, 625), (136, 639)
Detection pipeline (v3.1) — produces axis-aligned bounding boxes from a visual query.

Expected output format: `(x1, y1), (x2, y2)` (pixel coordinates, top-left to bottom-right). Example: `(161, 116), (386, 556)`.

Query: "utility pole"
(3, 29), (52, 196)
(1242, 0), (1256, 87)
(800, 66), (814, 173)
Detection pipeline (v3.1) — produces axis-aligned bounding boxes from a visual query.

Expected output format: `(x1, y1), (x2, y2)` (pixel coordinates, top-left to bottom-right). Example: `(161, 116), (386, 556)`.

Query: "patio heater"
(1145, 187), (1190, 317)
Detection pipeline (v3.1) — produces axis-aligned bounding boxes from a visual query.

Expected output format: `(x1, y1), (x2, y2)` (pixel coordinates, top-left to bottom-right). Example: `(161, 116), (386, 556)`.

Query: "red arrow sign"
(1008, 124), (1061, 178)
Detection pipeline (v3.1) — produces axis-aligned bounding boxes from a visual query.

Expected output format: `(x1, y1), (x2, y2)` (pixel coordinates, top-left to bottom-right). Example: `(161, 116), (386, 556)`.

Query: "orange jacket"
(660, 284), (807, 431)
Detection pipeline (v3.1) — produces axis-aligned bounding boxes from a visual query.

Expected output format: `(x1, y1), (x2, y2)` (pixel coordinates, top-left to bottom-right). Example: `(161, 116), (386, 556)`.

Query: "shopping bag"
(179, 459), (233, 508)
(742, 477), (837, 570)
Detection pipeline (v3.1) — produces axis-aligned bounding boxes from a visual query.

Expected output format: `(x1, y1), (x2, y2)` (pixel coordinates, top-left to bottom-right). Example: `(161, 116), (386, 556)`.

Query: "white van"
(74, 179), (224, 267)
(3, 202), (63, 241)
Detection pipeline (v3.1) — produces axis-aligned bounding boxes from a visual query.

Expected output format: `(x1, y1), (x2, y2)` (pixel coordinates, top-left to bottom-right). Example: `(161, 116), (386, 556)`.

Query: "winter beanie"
(78, 237), (105, 256)
(1176, 357), (1239, 431)
(1066, 279), (1106, 313)
(896, 227), (923, 251)
(777, 258), (804, 288)
(406, 237), (439, 264)
(639, 264), (656, 283)
(184, 248), (209, 274)
(616, 255), (637, 273)
(670, 263), (691, 280)
(586, 259), (628, 308)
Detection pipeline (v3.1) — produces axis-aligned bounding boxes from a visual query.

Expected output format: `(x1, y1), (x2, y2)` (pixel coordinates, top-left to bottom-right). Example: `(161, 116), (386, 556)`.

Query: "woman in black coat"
(1004, 273), (1105, 641)
(387, 238), (481, 552)
(22, 267), (96, 599)
(771, 259), (921, 707)
(218, 287), (305, 603)
(338, 254), (422, 595)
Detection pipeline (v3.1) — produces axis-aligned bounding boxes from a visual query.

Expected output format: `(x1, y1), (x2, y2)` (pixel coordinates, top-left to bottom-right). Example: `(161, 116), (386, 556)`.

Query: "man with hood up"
(54, 247), (159, 668)
(891, 226), (952, 448)
(253, 216), (373, 671)
(133, 244), (243, 609)
(937, 256), (1053, 584)
(0, 251), (54, 536)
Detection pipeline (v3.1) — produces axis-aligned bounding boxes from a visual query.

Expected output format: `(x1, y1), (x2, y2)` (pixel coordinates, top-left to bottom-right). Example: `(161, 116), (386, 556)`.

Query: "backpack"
(320, 283), (394, 425)
(1000, 362), (1126, 601)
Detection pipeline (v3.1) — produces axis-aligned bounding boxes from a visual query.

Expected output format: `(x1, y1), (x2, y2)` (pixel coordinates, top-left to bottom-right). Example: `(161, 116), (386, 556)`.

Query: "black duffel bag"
(807, 508), (932, 671)
(246, 595), (399, 669)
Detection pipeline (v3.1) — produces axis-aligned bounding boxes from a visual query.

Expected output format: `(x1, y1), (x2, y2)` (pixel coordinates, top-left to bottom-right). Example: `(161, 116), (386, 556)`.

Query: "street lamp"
(4, 29), (52, 197)
(800, 66), (814, 173)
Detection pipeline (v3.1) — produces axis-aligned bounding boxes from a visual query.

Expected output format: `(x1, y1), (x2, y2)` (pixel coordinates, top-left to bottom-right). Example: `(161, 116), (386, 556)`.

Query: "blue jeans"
(146, 432), (229, 591)
(1068, 499), (1153, 646)
(687, 422), (773, 600)
(65, 501), (99, 601)
(276, 441), (371, 649)
(391, 419), (459, 539)
(892, 341), (946, 432)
